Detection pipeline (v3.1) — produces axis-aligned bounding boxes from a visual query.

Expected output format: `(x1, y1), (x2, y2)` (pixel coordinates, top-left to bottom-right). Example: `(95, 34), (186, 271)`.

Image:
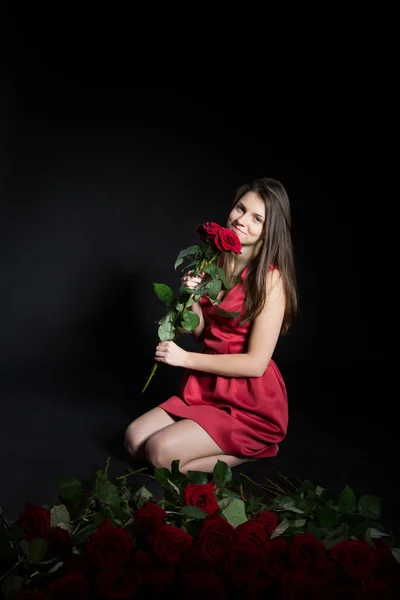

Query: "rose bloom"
(214, 227), (242, 253)
(86, 518), (134, 569)
(183, 481), (219, 515)
(129, 549), (175, 595)
(133, 500), (167, 540)
(45, 526), (73, 558)
(288, 532), (327, 569)
(196, 221), (222, 239)
(196, 221), (242, 254)
(93, 568), (136, 600)
(372, 544), (400, 586)
(280, 571), (321, 600)
(198, 514), (235, 564)
(252, 509), (279, 537)
(224, 541), (259, 588)
(235, 519), (267, 547)
(46, 570), (91, 600)
(17, 502), (51, 540)
(151, 523), (193, 566)
(13, 593), (49, 600)
(257, 538), (288, 578)
(331, 539), (378, 581)
(180, 569), (228, 599)
(351, 581), (399, 599)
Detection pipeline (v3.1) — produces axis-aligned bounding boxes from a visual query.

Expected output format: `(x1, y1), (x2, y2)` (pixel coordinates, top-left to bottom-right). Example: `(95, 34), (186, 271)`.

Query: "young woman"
(125, 177), (298, 473)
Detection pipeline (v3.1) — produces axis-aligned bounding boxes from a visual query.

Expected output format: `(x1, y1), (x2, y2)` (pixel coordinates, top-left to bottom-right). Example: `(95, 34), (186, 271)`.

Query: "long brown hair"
(220, 177), (298, 334)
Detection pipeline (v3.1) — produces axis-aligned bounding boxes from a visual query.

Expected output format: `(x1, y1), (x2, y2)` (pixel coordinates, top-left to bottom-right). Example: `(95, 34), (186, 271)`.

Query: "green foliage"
(1, 458), (399, 599)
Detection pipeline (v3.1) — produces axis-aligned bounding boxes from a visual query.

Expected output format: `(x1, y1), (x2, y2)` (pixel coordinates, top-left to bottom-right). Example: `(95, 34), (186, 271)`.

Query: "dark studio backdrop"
(1, 52), (397, 523)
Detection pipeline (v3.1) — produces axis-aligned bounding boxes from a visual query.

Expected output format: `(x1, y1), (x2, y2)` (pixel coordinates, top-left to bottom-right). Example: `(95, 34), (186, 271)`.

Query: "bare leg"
(144, 418), (253, 473)
(124, 407), (178, 460)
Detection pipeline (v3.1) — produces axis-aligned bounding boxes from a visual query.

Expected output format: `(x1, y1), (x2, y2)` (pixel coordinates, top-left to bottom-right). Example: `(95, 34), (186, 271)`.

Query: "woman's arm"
(184, 269), (285, 377)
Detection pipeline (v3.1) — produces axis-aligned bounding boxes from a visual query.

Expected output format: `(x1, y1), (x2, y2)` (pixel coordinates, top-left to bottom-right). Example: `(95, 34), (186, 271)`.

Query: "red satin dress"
(158, 266), (288, 458)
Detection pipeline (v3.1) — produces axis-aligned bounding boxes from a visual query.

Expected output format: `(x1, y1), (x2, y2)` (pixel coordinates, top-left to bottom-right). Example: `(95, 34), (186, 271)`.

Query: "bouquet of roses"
(1, 458), (399, 599)
(141, 222), (242, 392)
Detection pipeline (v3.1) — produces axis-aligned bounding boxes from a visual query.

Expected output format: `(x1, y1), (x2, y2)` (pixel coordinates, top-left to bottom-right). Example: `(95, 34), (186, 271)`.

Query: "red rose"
(133, 500), (167, 539)
(46, 570), (91, 600)
(17, 502), (51, 540)
(45, 526), (73, 558)
(180, 570), (228, 599)
(196, 221), (242, 254)
(235, 519), (267, 547)
(280, 571), (321, 600)
(61, 555), (92, 575)
(252, 509), (279, 537)
(223, 541), (259, 588)
(198, 514), (235, 564)
(352, 581), (399, 599)
(93, 568), (136, 599)
(373, 545), (400, 586)
(129, 549), (175, 594)
(288, 532), (326, 568)
(183, 481), (219, 515)
(151, 523), (193, 566)
(86, 519), (134, 569)
(214, 228), (242, 254)
(257, 538), (288, 578)
(305, 558), (340, 588)
(196, 221), (222, 239)
(13, 593), (49, 600)
(178, 544), (213, 574)
(244, 576), (276, 600)
(331, 539), (378, 581)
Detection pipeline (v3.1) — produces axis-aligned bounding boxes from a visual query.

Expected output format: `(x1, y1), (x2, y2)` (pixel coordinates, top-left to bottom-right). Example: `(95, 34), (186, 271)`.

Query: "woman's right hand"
(182, 270), (204, 291)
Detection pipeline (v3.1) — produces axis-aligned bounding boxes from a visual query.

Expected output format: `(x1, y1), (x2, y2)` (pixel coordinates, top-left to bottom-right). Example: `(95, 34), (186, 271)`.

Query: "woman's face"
(227, 192), (265, 248)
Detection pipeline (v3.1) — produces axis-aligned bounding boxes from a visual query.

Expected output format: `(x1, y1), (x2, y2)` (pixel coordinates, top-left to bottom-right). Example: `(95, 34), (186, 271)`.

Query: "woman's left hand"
(155, 341), (188, 367)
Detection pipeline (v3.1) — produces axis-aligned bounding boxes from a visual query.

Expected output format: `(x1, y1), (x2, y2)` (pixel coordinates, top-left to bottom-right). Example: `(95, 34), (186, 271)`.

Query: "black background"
(2, 26), (398, 534)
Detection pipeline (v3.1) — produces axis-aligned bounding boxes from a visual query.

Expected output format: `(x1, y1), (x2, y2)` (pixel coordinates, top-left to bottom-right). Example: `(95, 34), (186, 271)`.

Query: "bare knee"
(144, 434), (177, 471)
(124, 421), (142, 457)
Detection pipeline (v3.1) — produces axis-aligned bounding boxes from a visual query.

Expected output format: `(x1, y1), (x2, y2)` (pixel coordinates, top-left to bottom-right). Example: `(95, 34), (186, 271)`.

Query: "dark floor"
(1, 362), (399, 540)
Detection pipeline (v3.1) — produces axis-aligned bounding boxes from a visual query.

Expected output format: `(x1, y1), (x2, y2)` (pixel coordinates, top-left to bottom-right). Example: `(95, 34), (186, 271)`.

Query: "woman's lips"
(232, 226), (244, 235)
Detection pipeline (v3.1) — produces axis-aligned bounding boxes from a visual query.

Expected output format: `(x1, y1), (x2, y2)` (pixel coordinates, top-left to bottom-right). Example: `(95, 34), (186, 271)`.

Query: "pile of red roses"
(9, 479), (400, 600)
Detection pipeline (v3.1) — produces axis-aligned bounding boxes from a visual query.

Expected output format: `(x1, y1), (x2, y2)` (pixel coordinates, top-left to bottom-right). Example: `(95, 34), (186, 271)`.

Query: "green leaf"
(216, 308), (240, 318)
(322, 523), (348, 549)
(222, 498), (248, 528)
(132, 486), (153, 509)
(93, 475), (121, 506)
(176, 245), (200, 261)
(108, 504), (133, 526)
(358, 495), (381, 520)
(72, 511), (105, 545)
(1, 575), (25, 600)
(204, 279), (222, 300)
(158, 313), (176, 341)
(57, 476), (83, 502)
(174, 257), (184, 269)
(50, 504), (71, 528)
(215, 267), (229, 289)
(270, 518), (290, 539)
(318, 506), (340, 528)
(338, 486), (357, 514)
(213, 460), (232, 487)
(181, 310), (200, 331)
(180, 505), (209, 519)
(391, 547), (400, 564)
(27, 537), (48, 563)
(186, 470), (209, 484)
(153, 283), (175, 307)
(307, 521), (323, 540)
(154, 467), (172, 487)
